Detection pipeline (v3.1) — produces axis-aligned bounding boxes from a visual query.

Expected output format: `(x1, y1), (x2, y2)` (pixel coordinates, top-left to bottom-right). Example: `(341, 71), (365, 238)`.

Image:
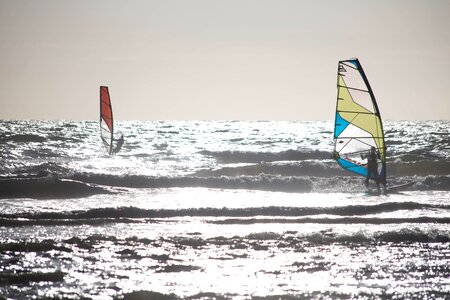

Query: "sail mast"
(354, 60), (386, 185)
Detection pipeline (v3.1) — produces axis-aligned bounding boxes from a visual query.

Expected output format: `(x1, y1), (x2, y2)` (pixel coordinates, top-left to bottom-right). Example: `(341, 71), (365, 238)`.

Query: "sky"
(0, 0), (449, 120)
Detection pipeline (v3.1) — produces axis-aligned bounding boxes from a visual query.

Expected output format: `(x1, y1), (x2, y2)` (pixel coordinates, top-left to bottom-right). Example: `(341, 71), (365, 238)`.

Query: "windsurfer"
(362, 147), (382, 190)
(113, 134), (124, 154)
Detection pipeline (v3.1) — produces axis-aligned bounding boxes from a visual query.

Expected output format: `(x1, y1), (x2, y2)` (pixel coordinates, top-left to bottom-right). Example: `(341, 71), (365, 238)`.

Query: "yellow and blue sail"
(333, 58), (386, 183)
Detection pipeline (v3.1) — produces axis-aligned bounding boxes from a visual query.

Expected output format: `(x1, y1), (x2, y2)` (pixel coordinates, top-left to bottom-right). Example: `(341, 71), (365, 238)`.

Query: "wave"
(2, 202), (449, 221)
(310, 175), (450, 192)
(69, 169), (428, 193)
(0, 162), (71, 178)
(21, 149), (63, 159)
(0, 218), (140, 227)
(156, 130), (179, 135)
(420, 175), (450, 190)
(1, 170), (449, 198)
(10, 162), (70, 177)
(0, 241), (72, 253)
(194, 160), (450, 178)
(0, 133), (46, 143)
(194, 161), (340, 177)
(110, 289), (450, 300)
(47, 136), (82, 143)
(69, 173), (313, 193)
(388, 161), (450, 176)
(200, 149), (331, 163)
(210, 217), (450, 225)
(4, 156), (447, 183)
(0, 271), (65, 284)
(0, 177), (112, 199)
(201, 148), (450, 164)
(2, 174), (447, 199)
(1, 230), (449, 259)
(1, 216), (449, 228)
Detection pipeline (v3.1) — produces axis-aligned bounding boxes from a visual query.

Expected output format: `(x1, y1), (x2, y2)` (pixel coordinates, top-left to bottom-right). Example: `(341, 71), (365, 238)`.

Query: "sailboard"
(386, 181), (416, 193)
(333, 58), (386, 185)
(366, 182), (416, 196)
(100, 86), (115, 155)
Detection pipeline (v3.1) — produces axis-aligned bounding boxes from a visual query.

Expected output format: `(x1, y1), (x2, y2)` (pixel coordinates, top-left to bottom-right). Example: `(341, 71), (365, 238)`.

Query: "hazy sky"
(0, 0), (449, 120)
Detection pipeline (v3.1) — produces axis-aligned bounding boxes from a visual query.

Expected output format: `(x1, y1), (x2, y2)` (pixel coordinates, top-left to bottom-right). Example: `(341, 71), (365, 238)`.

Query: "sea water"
(0, 120), (449, 299)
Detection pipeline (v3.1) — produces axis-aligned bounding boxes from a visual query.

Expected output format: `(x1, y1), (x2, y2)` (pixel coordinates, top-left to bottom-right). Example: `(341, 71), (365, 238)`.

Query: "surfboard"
(386, 181), (416, 193)
(365, 181), (416, 196)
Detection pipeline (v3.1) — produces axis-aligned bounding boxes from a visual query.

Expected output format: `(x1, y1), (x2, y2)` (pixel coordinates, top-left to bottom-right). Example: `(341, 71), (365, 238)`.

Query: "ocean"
(0, 120), (449, 299)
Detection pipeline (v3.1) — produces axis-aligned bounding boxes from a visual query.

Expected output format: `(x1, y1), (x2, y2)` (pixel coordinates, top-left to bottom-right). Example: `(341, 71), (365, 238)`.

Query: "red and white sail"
(100, 86), (114, 154)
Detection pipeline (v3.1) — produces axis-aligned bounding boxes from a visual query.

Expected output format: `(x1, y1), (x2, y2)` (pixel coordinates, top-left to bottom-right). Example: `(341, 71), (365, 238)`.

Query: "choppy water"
(0, 120), (449, 299)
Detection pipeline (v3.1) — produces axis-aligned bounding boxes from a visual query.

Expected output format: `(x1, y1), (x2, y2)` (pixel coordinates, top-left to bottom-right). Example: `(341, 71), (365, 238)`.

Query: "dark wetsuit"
(113, 135), (124, 154)
(365, 149), (380, 189)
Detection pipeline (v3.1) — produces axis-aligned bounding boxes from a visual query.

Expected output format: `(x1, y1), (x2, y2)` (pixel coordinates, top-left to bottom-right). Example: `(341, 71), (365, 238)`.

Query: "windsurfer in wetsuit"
(113, 134), (124, 154)
(362, 146), (382, 190)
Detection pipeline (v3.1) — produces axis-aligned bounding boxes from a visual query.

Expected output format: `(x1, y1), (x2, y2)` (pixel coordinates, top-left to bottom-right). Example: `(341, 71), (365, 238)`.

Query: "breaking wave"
(1, 202), (449, 226)
(70, 172), (450, 192)
(1, 172), (449, 200)
(1, 162), (71, 178)
(0, 271), (65, 284)
(1, 230), (449, 255)
(0, 177), (111, 199)
(194, 160), (450, 177)
(69, 173), (314, 193)
(0, 134), (46, 143)
(199, 149), (331, 163)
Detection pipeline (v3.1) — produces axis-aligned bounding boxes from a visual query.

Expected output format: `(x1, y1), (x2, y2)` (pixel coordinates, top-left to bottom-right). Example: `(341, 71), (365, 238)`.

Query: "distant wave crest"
(69, 173), (314, 193)
(1, 172), (449, 200)
(200, 149), (332, 163)
(0, 177), (111, 199)
(1, 202), (449, 225)
(0, 134), (46, 143)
